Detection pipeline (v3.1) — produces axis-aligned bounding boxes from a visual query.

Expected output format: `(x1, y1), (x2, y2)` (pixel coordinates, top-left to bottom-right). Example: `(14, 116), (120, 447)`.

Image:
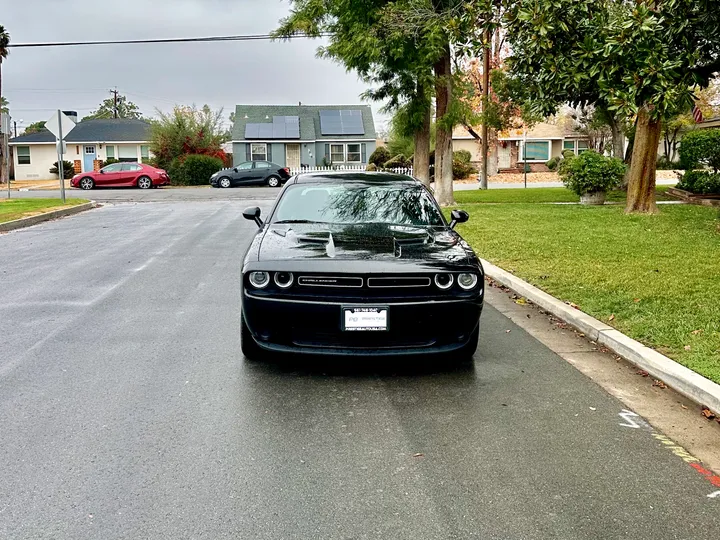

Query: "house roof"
(453, 121), (587, 141)
(9, 118), (151, 144)
(232, 104), (376, 142)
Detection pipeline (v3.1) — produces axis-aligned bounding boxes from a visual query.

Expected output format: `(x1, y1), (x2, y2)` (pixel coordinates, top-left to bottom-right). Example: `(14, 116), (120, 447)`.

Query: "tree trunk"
(625, 106), (661, 214)
(433, 44), (454, 206)
(479, 28), (491, 189)
(609, 115), (624, 159)
(413, 100), (431, 187)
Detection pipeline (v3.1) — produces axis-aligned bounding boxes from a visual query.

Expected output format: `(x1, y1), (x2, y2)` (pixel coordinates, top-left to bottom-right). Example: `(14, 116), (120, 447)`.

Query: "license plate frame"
(342, 306), (389, 332)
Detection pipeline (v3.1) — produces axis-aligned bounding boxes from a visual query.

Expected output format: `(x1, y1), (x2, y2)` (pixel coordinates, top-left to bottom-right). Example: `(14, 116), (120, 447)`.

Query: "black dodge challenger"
(240, 171), (484, 360)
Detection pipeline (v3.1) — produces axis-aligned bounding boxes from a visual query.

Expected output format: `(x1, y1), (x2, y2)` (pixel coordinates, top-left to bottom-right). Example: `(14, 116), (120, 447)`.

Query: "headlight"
(434, 273), (454, 290)
(458, 273), (479, 290)
(248, 271), (270, 288)
(274, 271), (293, 289)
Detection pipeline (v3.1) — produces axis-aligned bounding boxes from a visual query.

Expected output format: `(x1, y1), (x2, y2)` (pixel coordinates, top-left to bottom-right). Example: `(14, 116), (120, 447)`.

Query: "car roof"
(291, 171), (419, 185)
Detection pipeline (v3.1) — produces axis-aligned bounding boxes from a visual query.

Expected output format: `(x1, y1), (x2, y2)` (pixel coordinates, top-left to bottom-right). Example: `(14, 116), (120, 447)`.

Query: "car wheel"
(79, 177), (95, 190)
(241, 313), (265, 361)
(137, 176), (153, 189)
(266, 175), (280, 187)
(219, 177), (232, 189)
(456, 324), (479, 362)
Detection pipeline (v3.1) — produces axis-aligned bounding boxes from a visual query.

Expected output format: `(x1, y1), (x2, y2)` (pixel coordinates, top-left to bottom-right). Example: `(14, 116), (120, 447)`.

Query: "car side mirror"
(449, 209), (469, 229)
(243, 206), (263, 228)
(99, 169), (105, 174)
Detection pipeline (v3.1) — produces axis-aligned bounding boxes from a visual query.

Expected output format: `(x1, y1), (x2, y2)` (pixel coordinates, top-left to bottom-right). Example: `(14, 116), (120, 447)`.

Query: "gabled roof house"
(9, 116), (152, 180)
(231, 104), (377, 169)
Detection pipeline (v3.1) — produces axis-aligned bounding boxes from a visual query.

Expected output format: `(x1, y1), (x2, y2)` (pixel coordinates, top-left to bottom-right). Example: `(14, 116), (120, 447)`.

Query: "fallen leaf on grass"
(652, 380), (667, 389)
(633, 298), (641, 303)
(637, 370), (650, 377)
(608, 314), (615, 322)
(701, 408), (716, 420)
(684, 345), (692, 351)
(691, 329), (703, 335)
(566, 302), (580, 310)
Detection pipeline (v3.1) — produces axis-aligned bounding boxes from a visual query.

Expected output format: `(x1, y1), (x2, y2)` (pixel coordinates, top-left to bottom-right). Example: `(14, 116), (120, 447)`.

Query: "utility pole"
(479, 28), (491, 190)
(113, 87), (118, 119)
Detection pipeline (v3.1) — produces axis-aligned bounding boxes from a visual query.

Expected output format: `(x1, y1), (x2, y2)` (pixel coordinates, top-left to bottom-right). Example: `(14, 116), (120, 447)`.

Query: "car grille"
(366, 277), (431, 288)
(298, 276), (363, 288)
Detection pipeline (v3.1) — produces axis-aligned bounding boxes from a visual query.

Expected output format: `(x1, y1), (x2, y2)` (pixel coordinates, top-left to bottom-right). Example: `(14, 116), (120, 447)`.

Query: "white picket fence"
(289, 165), (415, 177)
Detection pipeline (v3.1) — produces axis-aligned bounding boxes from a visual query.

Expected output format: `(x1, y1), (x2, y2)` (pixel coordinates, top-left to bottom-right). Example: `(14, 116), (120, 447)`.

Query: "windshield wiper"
(273, 219), (322, 224)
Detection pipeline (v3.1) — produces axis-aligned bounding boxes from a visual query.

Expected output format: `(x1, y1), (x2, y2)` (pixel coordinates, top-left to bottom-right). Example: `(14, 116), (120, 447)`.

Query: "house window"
(140, 145), (149, 159)
(346, 143), (361, 163)
(563, 140), (576, 154)
(251, 143), (267, 161)
(521, 141), (550, 161)
(17, 146), (31, 165)
(577, 141), (589, 154)
(330, 144), (345, 163)
(106, 145), (115, 159)
(118, 146), (138, 162)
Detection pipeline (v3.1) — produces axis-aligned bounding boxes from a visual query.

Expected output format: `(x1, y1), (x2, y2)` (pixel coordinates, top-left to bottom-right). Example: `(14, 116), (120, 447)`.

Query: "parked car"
(210, 161), (291, 188)
(240, 171), (484, 361)
(71, 163), (169, 190)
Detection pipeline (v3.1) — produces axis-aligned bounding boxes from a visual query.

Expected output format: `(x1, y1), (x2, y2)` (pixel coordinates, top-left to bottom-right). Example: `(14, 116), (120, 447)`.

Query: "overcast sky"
(2, 0), (388, 132)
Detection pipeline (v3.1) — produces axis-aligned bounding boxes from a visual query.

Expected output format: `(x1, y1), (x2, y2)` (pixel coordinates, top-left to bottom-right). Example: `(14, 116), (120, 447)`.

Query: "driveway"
(0, 202), (716, 539)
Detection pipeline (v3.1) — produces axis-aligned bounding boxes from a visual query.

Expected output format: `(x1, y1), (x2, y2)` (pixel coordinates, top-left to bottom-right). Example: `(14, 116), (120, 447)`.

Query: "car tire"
(241, 313), (265, 361)
(266, 175), (280, 187)
(219, 177), (232, 189)
(137, 176), (153, 189)
(456, 324), (479, 362)
(79, 177), (95, 190)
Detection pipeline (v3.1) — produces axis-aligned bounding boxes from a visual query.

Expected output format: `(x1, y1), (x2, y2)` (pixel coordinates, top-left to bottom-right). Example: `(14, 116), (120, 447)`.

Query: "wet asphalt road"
(0, 201), (717, 539)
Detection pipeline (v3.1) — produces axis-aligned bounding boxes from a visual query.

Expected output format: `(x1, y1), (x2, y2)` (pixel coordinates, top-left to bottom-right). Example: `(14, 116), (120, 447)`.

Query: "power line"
(7, 33), (331, 49)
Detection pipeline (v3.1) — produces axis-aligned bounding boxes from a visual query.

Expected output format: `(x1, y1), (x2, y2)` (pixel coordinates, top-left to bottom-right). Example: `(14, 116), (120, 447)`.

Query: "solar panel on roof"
(245, 124), (261, 138)
(258, 124), (274, 138)
(320, 109), (365, 135)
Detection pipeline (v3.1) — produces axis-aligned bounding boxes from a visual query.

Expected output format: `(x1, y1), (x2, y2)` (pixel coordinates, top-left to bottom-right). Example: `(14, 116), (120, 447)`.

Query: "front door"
(83, 145), (97, 172)
(286, 144), (301, 170)
(498, 144), (511, 169)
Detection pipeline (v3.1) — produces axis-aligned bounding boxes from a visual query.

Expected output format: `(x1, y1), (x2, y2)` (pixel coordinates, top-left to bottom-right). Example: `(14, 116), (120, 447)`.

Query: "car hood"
(257, 223), (471, 265)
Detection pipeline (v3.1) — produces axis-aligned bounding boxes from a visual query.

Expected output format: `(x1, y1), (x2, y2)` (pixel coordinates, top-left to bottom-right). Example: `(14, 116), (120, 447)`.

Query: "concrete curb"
(481, 258), (720, 417)
(0, 202), (96, 232)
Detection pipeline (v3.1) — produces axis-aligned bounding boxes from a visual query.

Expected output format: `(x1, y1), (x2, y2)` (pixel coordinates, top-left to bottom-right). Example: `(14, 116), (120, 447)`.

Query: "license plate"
(342, 306), (388, 332)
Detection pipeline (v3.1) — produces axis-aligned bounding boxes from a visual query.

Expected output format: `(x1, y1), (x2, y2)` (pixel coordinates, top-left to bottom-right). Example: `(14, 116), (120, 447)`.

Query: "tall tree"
(276, 0), (435, 186)
(505, 0), (720, 214)
(23, 121), (47, 135)
(0, 25), (10, 185)
(84, 92), (143, 120)
(0, 96), (8, 113)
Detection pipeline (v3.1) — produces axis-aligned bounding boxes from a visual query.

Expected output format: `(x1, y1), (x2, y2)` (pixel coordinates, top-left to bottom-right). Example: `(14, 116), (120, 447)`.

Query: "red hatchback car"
(71, 163), (170, 190)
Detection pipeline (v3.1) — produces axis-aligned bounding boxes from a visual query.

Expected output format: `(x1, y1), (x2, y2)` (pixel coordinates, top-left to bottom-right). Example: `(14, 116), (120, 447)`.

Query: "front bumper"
(242, 292), (482, 356)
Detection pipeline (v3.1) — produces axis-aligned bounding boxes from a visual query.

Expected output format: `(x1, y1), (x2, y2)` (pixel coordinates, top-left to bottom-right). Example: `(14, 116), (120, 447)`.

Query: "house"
(9, 114), (152, 180)
(231, 105), (377, 169)
(452, 121), (590, 173)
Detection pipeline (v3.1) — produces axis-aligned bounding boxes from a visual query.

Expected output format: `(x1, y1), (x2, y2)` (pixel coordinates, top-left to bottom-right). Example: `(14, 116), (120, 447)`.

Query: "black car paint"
(210, 161), (291, 188)
(240, 172), (484, 356)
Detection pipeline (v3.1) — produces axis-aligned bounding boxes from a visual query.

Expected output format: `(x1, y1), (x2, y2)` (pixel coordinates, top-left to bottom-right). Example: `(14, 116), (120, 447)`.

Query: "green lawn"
(452, 189), (720, 384)
(454, 185), (672, 205)
(0, 198), (89, 224)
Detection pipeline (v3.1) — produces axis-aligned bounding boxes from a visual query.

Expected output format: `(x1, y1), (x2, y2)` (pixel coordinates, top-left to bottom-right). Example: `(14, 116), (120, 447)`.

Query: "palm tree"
(0, 25), (9, 184)
(0, 97), (8, 114)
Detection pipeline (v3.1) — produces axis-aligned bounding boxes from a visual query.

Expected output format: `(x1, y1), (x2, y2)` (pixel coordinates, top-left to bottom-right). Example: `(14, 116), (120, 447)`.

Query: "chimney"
(298, 101), (302, 106)
(62, 111), (78, 123)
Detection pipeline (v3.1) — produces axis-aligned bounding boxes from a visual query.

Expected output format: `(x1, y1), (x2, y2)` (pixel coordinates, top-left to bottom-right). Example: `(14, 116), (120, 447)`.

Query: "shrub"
(369, 146), (392, 167)
(384, 154), (411, 169)
(366, 163), (378, 171)
(171, 154), (224, 185)
(453, 149), (472, 163)
(562, 149), (575, 159)
(677, 170), (720, 194)
(452, 158), (477, 179)
(102, 157), (120, 167)
(656, 156), (681, 170)
(49, 160), (76, 179)
(558, 150), (626, 196)
(546, 156), (562, 171)
(679, 129), (720, 171)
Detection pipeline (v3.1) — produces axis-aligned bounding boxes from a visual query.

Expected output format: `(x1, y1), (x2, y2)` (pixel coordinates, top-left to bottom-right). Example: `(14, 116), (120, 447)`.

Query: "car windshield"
(273, 183), (445, 226)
